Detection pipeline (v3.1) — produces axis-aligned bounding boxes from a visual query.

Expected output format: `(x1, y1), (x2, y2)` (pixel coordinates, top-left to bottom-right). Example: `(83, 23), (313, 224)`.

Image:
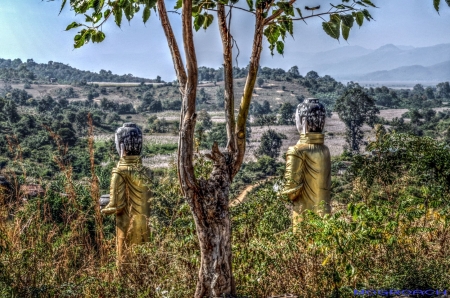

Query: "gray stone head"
(295, 98), (326, 134)
(115, 123), (143, 156)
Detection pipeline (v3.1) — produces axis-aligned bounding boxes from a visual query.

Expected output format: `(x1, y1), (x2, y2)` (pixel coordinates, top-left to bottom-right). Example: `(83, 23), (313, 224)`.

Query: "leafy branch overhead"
(61, 0), (448, 54)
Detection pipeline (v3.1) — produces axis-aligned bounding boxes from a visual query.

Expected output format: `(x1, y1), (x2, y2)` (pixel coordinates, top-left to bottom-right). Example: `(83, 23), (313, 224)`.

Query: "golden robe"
(282, 133), (331, 226)
(102, 155), (150, 263)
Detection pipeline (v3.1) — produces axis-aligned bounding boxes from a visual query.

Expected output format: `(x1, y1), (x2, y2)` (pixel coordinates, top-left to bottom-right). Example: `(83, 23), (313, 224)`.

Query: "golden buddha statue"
(281, 98), (331, 230)
(102, 123), (150, 263)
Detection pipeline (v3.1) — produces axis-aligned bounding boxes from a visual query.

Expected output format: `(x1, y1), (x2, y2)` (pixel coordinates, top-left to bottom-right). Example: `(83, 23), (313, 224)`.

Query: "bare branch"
(225, 4), (255, 14)
(266, 8), (356, 25)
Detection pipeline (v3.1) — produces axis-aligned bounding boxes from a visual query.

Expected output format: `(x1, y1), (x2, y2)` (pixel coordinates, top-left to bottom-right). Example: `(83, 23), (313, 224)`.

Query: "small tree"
(257, 77), (264, 88)
(255, 129), (286, 158)
(278, 102), (295, 125)
(334, 85), (379, 152)
(216, 87), (225, 108)
(196, 109), (213, 130)
(4, 100), (20, 123)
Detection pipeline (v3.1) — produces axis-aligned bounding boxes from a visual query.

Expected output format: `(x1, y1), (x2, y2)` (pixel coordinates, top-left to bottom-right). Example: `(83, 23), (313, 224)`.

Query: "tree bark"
(193, 143), (234, 297)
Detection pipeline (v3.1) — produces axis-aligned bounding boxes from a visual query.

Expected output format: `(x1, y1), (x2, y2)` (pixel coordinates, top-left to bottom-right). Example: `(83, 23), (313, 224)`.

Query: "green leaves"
(203, 14), (214, 29)
(91, 30), (106, 43)
(341, 14), (354, 41)
(320, 8), (371, 42)
(114, 8), (123, 27)
(194, 13), (214, 31)
(276, 2), (294, 16)
(246, 0), (254, 11)
(263, 3), (296, 56)
(434, 0), (441, 12)
(354, 11), (364, 27)
(432, 0), (450, 12)
(322, 14), (341, 40)
(63, 0), (160, 48)
(92, 0), (105, 13)
(276, 41), (284, 55)
(264, 23), (281, 55)
(59, 0), (67, 15)
(143, 5), (151, 24)
(65, 22), (82, 31)
(361, 0), (377, 7)
(123, 3), (135, 22)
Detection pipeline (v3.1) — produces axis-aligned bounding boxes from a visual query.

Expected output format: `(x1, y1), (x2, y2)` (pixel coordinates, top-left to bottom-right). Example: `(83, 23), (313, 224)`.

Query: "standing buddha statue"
(281, 98), (331, 230)
(101, 123), (150, 263)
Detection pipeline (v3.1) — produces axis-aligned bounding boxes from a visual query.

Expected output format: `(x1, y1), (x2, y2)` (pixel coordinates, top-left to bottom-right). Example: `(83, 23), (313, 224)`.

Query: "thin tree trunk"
(157, 0), (187, 89)
(159, 0), (234, 296)
(234, 9), (265, 176)
(218, 4), (236, 155)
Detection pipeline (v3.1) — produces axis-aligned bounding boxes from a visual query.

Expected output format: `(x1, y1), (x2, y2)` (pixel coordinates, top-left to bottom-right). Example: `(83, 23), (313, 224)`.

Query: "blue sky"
(0, 0), (449, 80)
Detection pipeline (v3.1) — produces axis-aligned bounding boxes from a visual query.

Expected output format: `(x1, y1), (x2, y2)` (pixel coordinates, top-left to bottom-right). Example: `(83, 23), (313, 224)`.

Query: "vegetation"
(1, 128), (450, 297)
(334, 85), (379, 152)
(255, 129), (287, 159)
(1, 63), (450, 296)
(0, 1), (448, 294)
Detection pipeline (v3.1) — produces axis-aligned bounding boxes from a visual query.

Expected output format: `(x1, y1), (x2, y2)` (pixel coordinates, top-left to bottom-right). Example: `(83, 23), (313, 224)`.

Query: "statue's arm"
(281, 147), (304, 201)
(101, 170), (126, 214)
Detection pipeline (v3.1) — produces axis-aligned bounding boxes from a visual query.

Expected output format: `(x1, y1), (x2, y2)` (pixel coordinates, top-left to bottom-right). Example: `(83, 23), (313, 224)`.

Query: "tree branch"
(218, 4), (237, 156)
(267, 8), (356, 25)
(178, 0), (198, 193)
(233, 8), (265, 176)
(157, 0), (187, 89)
(264, 0), (296, 25)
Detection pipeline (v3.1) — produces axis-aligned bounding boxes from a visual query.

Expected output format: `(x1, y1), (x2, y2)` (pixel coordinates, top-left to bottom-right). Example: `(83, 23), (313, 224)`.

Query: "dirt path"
(229, 176), (276, 207)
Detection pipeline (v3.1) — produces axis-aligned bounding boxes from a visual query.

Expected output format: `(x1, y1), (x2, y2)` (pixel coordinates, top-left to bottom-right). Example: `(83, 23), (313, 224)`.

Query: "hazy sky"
(0, 0), (449, 80)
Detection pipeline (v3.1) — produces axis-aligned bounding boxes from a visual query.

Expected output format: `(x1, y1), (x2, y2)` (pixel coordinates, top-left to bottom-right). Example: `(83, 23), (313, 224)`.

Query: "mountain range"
(295, 43), (450, 82)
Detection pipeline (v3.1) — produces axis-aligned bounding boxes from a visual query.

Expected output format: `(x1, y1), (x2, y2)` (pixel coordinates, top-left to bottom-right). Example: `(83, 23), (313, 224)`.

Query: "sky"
(0, 0), (449, 81)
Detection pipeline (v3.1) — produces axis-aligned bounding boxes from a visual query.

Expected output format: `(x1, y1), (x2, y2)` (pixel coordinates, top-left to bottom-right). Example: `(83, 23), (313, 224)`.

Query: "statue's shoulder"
(286, 145), (307, 157)
(111, 166), (121, 173)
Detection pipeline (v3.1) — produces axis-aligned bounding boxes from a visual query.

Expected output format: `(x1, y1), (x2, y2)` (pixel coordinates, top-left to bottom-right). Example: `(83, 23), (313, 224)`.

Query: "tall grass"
(1, 131), (450, 297)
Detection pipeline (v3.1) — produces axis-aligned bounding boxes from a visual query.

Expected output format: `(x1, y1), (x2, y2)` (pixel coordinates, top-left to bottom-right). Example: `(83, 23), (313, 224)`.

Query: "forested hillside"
(0, 58), (156, 84)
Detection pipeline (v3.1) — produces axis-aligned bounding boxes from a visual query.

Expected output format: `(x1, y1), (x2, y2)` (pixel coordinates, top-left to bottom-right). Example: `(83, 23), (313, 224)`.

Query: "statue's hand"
(101, 206), (118, 215)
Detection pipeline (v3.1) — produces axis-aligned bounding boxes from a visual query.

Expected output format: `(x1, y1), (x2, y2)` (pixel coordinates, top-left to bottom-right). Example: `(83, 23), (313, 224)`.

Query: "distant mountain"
(396, 45), (415, 51)
(356, 60), (450, 81)
(299, 46), (372, 68)
(304, 43), (450, 79)
(293, 46), (371, 74)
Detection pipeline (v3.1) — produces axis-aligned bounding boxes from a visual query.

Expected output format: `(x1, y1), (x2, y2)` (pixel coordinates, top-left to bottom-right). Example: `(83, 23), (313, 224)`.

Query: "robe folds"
(102, 155), (151, 262)
(282, 133), (331, 226)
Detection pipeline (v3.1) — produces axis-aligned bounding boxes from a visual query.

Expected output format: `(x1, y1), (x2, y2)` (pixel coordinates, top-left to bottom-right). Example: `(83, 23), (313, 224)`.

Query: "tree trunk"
(191, 143), (234, 297)
(157, 1), (273, 296)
